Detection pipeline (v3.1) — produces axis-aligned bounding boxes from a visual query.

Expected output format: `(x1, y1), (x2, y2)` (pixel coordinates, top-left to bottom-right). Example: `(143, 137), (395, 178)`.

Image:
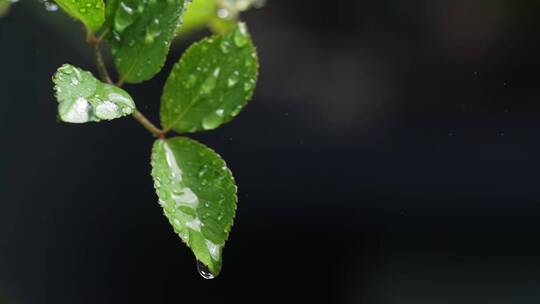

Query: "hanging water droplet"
(196, 260), (215, 279)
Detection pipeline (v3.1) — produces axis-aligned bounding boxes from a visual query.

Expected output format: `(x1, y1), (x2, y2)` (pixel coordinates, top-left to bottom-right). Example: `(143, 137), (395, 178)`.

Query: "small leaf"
(53, 0), (105, 33)
(151, 137), (237, 277)
(53, 64), (136, 123)
(161, 22), (259, 133)
(106, 0), (185, 84)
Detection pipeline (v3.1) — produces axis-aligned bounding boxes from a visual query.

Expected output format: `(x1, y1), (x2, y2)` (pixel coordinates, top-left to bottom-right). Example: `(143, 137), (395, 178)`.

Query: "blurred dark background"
(2, 0), (540, 303)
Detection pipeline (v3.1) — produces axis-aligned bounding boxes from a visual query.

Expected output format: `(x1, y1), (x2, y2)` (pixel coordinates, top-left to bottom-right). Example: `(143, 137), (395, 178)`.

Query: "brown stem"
(132, 109), (166, 139)
(88, 33), (167, 139)
(93, 44), (113, 84)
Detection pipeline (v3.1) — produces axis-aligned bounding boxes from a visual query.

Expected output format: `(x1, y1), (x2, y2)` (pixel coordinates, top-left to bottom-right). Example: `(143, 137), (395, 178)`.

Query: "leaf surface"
(176, 0), (217, 36)
(53, 0), (105, 32)
(161, 22), (258, 133)
(106, 0), (185, 83)
(151, 137), (237, 276)
(53, 64), (135, 123)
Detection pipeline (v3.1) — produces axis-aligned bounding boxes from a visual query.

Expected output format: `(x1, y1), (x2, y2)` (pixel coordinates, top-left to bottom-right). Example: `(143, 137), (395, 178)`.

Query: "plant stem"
(132, 109), (166, 138)
(93, 44), (113, 84)
(89, 34), (167, 139)
(96, 28), (110, 44)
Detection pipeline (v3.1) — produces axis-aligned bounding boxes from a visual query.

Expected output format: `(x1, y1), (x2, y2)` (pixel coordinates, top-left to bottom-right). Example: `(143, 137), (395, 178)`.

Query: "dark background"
(2, 0), (540, 303)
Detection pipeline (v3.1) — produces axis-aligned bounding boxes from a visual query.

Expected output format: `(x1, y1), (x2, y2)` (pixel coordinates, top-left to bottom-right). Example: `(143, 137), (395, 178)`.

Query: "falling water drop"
(196, 260), (215, 279)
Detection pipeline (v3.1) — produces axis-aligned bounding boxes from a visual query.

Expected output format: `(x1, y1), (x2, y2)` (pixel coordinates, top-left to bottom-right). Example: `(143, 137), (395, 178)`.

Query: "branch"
(132, 110), (166, 139)
(88, 33), (167, 139)
(93, 44), (113, 84)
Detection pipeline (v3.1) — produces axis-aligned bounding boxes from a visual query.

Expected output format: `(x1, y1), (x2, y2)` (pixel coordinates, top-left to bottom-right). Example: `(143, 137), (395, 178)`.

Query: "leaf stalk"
(88, 34), (166, 139)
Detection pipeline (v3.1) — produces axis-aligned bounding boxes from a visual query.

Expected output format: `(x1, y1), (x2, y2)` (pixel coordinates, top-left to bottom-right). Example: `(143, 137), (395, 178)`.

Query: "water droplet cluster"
(161, 22), (258, 133)
(53, 64), (136, 123)
(52, 0), (105, 32)
(151, 138), (237, 279)
(109, 0), (184, 83)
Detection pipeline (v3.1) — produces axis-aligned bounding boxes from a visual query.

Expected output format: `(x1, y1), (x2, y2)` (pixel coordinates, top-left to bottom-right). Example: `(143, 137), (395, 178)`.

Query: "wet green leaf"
(53, 64), (136, 123)
(161, 23), (258, 133)
(176, 0), (217, 36)
(208, 17), (236, 35)
(106, 0), (185, 84)
(53, 0), (105, 33)
(104, 0), (119, 29)
(151, 137), (237, 277)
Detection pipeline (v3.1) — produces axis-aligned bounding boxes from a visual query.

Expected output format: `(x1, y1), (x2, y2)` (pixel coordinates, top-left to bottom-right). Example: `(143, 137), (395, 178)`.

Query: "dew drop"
(114, 1), (136, 32)
(220, 40), (231, 54)
(200, 68), (220, 95)
(227, 71), (240, 87)
(231, 105), (242, 116)
(95, 101), (120, 120)
(202, 110), (224, 130)
(39, 0), (58, 12)
(196, 260), (215, 279)
(244, 81), (253, 92)
(185, 74), (197, 88)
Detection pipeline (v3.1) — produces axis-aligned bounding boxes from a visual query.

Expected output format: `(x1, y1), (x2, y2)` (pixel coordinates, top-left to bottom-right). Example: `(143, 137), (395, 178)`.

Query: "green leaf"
(0, 0), (10, 18)
(106, 0), (185, 84)
(161, 22), (258, 133)
(53, 0), (105, 33)
(104, 0), (119, 29)
(151, 137), (237, 277)
(176, 0), (217, 36)
(53, 64), (136, 123)
(208, 17), (237, 35)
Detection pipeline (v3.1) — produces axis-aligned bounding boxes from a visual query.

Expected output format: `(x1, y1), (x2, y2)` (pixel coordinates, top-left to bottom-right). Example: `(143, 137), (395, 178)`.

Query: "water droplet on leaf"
(197, 260), (215, 279)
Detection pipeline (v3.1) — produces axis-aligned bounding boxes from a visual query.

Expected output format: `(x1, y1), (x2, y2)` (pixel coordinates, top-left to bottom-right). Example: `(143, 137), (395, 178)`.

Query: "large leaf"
(53, 0), (105, 33)
(160, 22), (258, 133)
(106, 0), (185, 84)
(53, 64), (136, 123)
(151, 137), (237, 277)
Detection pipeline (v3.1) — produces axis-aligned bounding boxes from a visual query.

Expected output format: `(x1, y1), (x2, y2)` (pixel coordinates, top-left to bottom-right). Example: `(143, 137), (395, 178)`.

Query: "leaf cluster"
(50, 0), (261, 278)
